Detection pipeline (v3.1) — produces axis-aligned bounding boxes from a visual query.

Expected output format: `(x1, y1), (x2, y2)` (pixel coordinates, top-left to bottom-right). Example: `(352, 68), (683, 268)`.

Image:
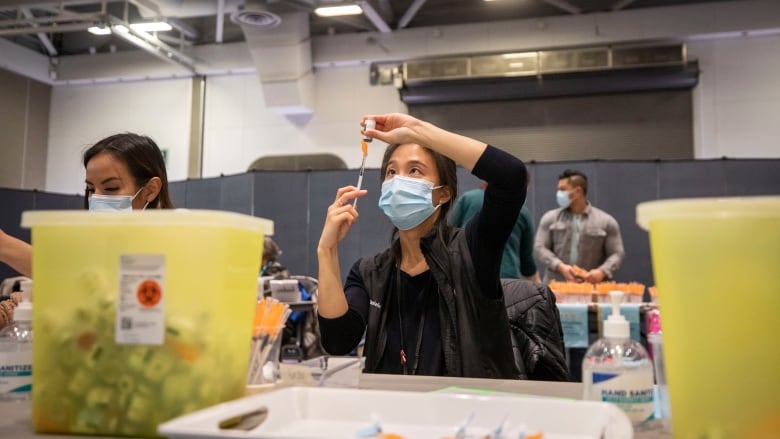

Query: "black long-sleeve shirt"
(318, 145), (526, 375)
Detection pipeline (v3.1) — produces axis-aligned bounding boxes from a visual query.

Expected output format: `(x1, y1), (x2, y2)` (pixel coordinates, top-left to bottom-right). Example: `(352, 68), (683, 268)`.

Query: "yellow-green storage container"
(21, 209), (273, 437)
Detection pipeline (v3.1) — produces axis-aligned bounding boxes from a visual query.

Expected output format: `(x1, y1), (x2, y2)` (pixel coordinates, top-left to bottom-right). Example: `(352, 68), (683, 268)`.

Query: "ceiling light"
(314, 4), (363, 17)
(88, 25), (112, 35)
(130, 22), (173, 32)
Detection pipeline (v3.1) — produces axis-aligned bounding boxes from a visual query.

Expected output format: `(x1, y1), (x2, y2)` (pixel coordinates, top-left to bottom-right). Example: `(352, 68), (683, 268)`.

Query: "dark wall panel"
(3, 159), (780, 289)
(594, 162), (658, 286)
(723, 160), (780, 196)
(253, 172), (309, 276)
(185, 177), (221, 209)
(659, 160), (726, 198)
(34, 191), (83, 210)
(168, 180), (187, 208)
(220, 173), (253, 215)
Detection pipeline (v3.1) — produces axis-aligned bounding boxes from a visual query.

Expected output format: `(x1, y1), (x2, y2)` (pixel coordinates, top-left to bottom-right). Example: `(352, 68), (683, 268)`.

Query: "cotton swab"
(353, 140), (368, 207)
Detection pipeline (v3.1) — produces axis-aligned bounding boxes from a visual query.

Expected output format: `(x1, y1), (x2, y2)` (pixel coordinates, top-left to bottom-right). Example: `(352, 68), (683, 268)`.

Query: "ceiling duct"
(230, 3), (282, 29)
(238, 7), (314, 117)
(399, 44), (696, 104)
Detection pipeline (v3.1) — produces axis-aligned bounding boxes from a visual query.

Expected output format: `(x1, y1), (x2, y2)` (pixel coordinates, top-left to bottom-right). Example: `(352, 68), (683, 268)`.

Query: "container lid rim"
(636, 196), (780, 230)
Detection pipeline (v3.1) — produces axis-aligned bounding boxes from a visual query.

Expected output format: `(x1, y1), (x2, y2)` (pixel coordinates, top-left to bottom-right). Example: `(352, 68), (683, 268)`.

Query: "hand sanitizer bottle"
(0, 279), (33, 401)
(582, 290), (654, 426)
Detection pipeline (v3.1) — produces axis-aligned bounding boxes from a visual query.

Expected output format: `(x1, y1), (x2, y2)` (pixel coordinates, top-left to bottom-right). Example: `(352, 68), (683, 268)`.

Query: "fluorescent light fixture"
(314, 4), (363, 17)
(88, 25), (111, 35)
(509, 62), (526, 68)
(130, 21), (173, 32)
(502, 53), (532, 59)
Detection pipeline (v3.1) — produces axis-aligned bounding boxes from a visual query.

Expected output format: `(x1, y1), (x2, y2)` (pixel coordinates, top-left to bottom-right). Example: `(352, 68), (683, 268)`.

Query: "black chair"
(502, 279), (569, 381)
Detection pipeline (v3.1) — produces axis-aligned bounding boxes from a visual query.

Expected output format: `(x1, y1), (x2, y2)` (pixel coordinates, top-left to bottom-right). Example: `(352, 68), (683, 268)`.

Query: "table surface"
(2, 373), (670, 438)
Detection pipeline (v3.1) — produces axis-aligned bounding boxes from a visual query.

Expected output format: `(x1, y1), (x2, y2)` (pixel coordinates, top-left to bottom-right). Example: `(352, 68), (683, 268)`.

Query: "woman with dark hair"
(0, 133), (172, 277)
(83, 133), (174, 210)
(317, 113), (527, 378)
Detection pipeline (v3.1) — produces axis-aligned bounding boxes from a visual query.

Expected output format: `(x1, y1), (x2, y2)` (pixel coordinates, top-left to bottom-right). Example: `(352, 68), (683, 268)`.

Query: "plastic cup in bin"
(246, 325), (285, 386)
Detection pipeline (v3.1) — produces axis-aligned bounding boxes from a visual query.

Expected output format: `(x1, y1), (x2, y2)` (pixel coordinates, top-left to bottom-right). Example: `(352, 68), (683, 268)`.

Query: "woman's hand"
(361, 113), (422, 146)
(318, 186), (367, 250)
(361, 113), (486, 172)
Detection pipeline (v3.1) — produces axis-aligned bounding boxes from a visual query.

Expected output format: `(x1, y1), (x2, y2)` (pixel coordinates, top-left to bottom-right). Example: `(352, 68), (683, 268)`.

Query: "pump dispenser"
(582, 290), (654, 426)
(604, 290), (630, 339)
(0, 279), (33, 401)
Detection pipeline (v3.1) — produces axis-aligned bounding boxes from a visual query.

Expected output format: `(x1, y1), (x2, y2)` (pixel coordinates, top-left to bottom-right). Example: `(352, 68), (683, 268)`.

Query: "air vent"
(404, 58), (469, 82)
(471, 53), (538, 78)
(231, 8), (282, 29)
(612, 45), (686, 68)
(539, 48), (609, 73)
(400, 43), (686, 85)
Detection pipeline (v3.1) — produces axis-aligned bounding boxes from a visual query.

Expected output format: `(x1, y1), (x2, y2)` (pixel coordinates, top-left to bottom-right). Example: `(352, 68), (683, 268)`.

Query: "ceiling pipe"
(216, 0), (225, 43)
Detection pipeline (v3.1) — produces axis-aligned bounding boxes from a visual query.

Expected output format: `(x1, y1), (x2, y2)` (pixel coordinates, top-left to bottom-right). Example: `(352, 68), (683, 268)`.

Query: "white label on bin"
(116, 254), (165, 345)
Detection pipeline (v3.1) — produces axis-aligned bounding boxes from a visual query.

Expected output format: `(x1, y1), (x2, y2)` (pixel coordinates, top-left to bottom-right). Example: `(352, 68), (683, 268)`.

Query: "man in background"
(534, 169), (624, 284)
(450, 181), (541, 283)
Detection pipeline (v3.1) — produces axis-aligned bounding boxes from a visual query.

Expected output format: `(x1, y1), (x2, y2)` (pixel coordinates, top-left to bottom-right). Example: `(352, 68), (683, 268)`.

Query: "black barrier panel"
(2, 159), (779, 287)
(723, 159), (780, 196)
(168, 180), (187, 208)
(253, 171), (309, 276)
(185, 176), (221, 209)
(220, 173), (253, 215)
(594, 162), (658, 286)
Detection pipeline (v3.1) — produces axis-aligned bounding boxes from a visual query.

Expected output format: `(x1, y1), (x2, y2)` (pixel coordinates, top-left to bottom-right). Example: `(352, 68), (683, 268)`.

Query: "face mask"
(89, 187), (145, 212)
(378, 175), (444, 231)
(556, 190), (571, 209)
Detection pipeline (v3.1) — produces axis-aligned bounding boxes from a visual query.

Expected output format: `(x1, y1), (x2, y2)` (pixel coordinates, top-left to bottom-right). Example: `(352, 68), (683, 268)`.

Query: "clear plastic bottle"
(582, 290), (654, 426)
(0, 279), (33, 401)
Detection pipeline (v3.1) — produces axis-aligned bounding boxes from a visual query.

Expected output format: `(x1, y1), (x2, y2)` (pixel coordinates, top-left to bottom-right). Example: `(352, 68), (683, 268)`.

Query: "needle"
(353, 140), (368, 207)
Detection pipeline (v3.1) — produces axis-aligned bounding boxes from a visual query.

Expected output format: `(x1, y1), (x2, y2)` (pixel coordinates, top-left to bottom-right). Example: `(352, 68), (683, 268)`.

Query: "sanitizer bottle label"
(0, 352), (33, 395)
(587, 369), (655, 423)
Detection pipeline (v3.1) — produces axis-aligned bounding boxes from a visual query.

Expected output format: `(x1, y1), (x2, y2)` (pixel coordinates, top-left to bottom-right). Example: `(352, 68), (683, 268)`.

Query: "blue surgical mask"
(556, 190), (571, 208)
(378, 175), (444, 230)
(89, 187), (145, 212)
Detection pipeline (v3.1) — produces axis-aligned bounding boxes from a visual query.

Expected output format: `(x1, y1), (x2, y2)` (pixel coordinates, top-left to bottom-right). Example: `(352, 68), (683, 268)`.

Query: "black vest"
(359, 226), (520, 379)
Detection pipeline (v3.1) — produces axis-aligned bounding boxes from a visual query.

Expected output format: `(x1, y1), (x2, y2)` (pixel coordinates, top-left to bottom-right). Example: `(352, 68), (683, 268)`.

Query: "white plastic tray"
(158, 387), (633, 439)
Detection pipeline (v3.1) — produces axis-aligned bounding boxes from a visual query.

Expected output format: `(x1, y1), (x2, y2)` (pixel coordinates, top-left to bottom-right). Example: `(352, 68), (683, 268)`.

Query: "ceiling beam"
(0, 11), (102, 27)
(0, 22), (94, 35)
(543, 0), (582, 14)
(397, 0), (426, 30)
(612, 0), (638, 11)
(20, 6), (58, 56)
(0, 0), (121, 10)
(360, 1), (391, 33)
(108, 15), (196, 72)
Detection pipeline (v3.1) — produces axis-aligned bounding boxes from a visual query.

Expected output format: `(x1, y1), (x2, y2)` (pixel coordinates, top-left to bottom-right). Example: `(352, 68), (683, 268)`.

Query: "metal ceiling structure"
(0, 0), (737, 72)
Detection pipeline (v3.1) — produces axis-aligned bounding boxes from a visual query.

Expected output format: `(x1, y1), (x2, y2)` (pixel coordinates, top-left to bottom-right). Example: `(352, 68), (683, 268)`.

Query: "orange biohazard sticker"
(136, 279), (162, 308)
